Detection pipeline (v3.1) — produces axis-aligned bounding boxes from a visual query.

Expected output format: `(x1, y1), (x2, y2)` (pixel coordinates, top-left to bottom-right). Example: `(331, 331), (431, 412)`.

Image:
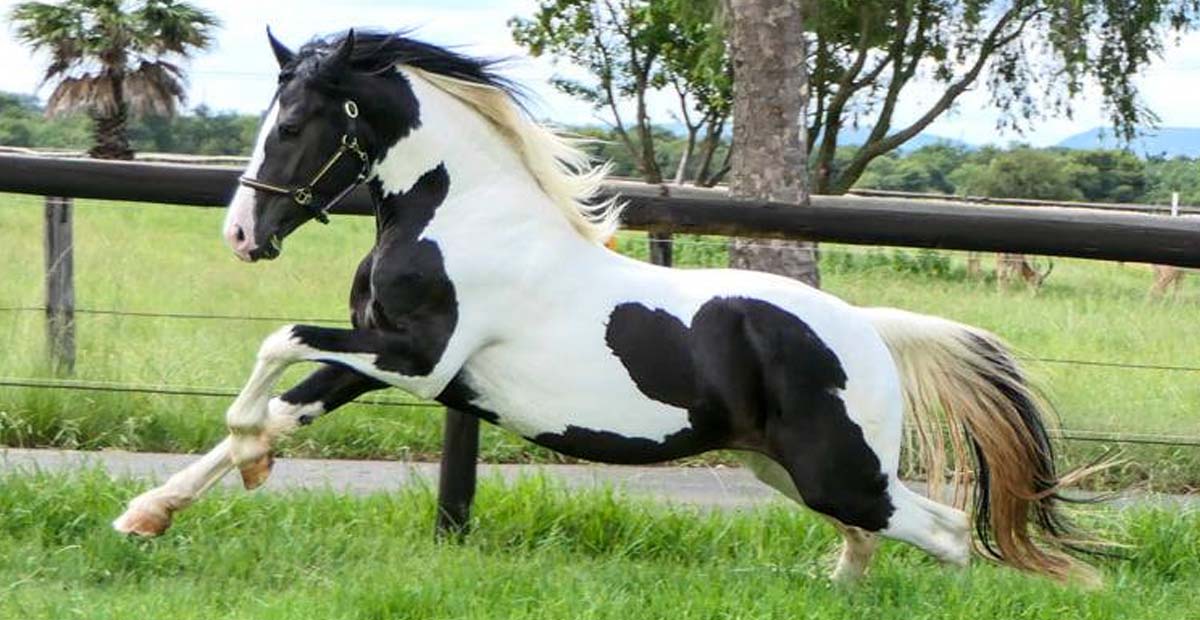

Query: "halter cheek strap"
(238, 100), (370, 225)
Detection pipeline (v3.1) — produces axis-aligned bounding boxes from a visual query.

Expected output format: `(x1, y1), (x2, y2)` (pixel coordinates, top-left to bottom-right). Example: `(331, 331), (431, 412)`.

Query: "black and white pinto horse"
(114, 30), (1096, 582)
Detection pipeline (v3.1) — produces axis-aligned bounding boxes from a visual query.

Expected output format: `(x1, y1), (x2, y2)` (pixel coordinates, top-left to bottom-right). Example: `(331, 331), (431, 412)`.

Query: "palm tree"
(9, 0), (219, 159)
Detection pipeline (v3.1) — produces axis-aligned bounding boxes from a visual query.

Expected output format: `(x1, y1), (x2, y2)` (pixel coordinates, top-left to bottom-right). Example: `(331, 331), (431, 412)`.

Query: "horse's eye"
(279, 123), (301, 138)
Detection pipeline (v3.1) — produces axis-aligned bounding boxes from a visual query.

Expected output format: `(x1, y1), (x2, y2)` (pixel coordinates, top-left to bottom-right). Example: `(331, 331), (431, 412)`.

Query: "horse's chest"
(347, 238), (458, 378)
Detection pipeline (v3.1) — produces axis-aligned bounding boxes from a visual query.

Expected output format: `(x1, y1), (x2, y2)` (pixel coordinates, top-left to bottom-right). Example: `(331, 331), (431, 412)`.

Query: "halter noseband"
(238, 100), (369, 225)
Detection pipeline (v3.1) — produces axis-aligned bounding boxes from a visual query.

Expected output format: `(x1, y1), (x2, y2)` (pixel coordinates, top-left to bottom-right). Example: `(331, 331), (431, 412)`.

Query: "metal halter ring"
(344, 100), (359, 118)
(293, 187), (314, 206)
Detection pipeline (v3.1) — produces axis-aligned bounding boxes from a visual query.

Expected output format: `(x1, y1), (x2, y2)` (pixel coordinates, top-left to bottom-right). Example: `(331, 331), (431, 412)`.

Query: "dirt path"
(3, 448), (1195, 509)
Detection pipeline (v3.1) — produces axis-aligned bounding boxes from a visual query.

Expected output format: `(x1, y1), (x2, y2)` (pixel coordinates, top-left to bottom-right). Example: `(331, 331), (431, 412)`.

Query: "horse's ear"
(323, 29), (356, 73)
(267, 27), (295, 68)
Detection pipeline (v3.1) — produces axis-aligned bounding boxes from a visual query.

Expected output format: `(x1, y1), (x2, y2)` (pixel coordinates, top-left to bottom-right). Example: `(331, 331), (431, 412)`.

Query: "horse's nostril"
(234, 226), (246, 243)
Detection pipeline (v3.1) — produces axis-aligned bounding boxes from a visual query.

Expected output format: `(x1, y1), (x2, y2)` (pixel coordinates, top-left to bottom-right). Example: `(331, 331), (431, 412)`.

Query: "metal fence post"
(435, 407), (480, 540)
(44, 196), (75, 374)
(649, 231), (673, 267)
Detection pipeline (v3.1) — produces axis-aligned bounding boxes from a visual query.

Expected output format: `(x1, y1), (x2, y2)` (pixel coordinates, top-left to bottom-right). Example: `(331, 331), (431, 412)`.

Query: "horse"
(113, 29), (1099, 583)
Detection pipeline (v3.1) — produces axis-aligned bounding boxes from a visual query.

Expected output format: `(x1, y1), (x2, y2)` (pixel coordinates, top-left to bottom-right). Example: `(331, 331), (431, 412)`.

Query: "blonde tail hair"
(863, 307), (1106, 583)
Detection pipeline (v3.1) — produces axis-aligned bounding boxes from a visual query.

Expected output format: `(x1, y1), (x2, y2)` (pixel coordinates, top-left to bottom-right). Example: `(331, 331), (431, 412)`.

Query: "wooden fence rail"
(4, 151), (1200, 536)
(845, 187), (1200, 216)
(2, 153), (1199, 266)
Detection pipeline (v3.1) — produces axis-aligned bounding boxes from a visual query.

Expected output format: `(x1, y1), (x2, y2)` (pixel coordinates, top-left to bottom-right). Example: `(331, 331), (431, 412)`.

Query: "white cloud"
(1, 0), (1198, 147)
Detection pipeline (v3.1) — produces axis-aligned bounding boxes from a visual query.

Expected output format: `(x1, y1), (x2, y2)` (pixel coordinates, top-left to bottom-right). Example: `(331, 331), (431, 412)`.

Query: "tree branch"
(862, 1), (926, 147)
(832, 2), (1044, 193)
(814, 4), (874, 193)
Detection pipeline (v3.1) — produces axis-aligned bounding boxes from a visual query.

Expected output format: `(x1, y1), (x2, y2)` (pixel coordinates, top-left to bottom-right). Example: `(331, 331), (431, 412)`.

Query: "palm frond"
(46, 75), (117, 117)
(133, 0), (220, 56)
(125, 60), (187, 117)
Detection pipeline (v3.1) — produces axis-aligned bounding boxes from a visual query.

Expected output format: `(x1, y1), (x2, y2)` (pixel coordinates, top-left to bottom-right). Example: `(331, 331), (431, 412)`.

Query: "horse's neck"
(370, 75), (596, 274)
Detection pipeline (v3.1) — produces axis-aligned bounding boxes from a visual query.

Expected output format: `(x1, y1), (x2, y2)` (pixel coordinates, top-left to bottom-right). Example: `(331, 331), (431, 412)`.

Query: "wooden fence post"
(435, 407), (480, 540)
(44, 196), (75, 374)
(649, 231), (673, 267)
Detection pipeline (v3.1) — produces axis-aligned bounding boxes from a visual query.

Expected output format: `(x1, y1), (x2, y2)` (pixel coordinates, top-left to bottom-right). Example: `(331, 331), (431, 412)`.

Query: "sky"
(1, 0), (1199, 147)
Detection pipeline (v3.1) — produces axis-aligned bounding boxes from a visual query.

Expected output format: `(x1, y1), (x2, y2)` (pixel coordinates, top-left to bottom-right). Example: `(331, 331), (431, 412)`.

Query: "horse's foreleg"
(227, 325), (408, 485)
(112, 436), (235, 537)
(113, 363), (384, 537)
(239, 364), (388, 488)
(222, 326), (323, 485)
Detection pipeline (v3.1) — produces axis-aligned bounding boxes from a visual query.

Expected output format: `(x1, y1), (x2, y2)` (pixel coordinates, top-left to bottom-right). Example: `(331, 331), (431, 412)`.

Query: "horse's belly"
(444, 341), (706, 463)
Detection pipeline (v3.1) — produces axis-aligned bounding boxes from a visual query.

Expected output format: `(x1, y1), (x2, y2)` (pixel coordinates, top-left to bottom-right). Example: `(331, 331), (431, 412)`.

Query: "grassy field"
(1, 471), (1198, 619)
(1, 193), (1199, 488)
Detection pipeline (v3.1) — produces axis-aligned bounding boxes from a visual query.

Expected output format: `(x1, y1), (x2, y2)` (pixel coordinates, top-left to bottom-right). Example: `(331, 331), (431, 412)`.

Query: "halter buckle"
(293, 187), (314, 206)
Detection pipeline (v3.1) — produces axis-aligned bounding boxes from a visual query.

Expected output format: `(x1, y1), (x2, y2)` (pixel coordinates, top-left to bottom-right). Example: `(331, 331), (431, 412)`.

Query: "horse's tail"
(862, 307), (1104, 582)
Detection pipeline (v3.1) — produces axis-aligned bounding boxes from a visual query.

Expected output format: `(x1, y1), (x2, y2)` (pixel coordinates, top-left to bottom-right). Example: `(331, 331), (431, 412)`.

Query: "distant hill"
(1057, 127), (1200, 158)
(834, 126), (970, 152)
(654, 121), (967, 152)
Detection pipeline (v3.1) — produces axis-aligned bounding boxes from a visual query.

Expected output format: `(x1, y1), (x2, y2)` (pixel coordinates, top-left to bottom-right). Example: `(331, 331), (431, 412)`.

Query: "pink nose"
(225, 224), (256, 257)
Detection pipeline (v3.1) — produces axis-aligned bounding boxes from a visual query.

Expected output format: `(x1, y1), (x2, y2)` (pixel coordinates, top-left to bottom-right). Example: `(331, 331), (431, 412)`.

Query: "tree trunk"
(89, 110), (134, 160)
(694, 118), (723, 186)
(673, 125), (699, 185)
(89, 75), (134, 161)
(726, 0), (818, 288)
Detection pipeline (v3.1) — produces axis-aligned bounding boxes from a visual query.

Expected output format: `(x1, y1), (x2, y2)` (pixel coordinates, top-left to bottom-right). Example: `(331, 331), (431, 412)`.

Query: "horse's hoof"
(238, 453), (274, 490)
(113, 502), (173, 537)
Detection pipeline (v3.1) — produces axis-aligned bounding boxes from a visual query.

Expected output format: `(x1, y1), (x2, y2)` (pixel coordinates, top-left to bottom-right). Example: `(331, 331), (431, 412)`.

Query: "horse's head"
(224, 29), (420, 261)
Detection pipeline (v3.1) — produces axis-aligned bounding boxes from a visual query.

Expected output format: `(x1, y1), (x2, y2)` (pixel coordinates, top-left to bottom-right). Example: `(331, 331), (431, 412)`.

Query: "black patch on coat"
(557, 296), (895, 530)
(293, 165), (457, 378)
(530, 425), (702, 465)
(435, 371), (501, 425)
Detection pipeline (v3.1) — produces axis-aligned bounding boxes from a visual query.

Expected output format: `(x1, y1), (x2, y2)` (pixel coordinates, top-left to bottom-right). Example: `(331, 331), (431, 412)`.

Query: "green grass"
(1, 471), (1198, 619)
(1, 194), (1199, 487)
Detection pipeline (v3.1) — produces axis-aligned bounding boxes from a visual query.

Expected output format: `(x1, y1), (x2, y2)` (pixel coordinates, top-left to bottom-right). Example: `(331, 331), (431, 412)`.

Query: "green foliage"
(0, 92), (257, 155)
(0, 92), (91, 148)
(852, 143), (1183, 207)
(128, 104), (258, 155)
(951, 148), (1085, 200)
(809, 0), (1200, 194)
(823, 248), (960, 280)
(1143, 155), (1200, 206)
(855, 143), (972, 193)
(1069, 150), (1148, 203)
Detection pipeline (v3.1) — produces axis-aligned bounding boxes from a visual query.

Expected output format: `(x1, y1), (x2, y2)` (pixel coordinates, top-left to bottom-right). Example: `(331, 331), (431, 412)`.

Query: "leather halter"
(238, 100), (369, 225)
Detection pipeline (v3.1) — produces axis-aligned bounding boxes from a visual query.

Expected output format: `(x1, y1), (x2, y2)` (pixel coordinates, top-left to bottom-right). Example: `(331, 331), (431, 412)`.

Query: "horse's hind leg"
(880, 478), (971, 567)
(761, 398), (970, 572)
(739, 452), (880, 582)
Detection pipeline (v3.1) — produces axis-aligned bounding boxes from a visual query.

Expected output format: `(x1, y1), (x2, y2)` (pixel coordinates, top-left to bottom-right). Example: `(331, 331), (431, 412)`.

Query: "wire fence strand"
(0, 376), (1196, 448)
(4, 305), (1198, 374)
(0, 377), (440, 409)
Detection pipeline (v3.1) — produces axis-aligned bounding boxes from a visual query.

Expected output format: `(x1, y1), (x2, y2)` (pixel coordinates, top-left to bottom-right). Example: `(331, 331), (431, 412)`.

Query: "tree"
(1145, 155), (1200, 205)
(726, 0), (818, 287)
(950, 147), (1084, 201)
(808, 0), (1199, 195)
(511, 0), (730, 186)
(1068, 149), (1147, 203)
(656, 0), (733, 186)
(9, 0), (219, 160)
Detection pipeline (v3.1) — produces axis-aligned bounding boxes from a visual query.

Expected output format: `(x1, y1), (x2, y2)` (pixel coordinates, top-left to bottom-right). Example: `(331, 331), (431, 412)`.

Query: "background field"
(1, 193), (1198, 489)
(1, 471), (1199, 620)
